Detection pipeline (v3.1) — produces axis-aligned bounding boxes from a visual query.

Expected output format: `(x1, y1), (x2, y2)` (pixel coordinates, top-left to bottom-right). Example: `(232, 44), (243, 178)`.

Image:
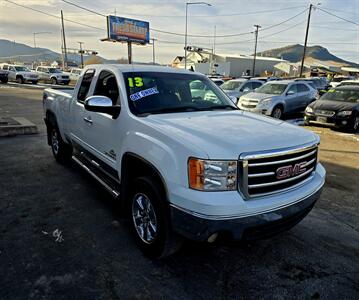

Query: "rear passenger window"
(252, 82), (262, 89)
(77, 69), (95, 102)
(298, 84), (309, 92)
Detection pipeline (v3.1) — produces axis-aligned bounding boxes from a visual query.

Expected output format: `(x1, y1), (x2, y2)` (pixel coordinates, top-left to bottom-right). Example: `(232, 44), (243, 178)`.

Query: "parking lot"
(0, 85), (358, 299)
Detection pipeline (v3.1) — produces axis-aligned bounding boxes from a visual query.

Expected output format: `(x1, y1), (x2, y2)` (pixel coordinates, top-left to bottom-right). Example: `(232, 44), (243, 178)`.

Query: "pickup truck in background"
(0, 69), (8, 83)
(43, 65), (326, 258)
(0, 63), (39, 84)
(36, 66), (70, 85)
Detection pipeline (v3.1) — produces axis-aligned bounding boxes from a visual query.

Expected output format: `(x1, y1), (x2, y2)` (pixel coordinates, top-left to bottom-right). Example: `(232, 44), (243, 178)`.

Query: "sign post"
(102, 16), (150, 64)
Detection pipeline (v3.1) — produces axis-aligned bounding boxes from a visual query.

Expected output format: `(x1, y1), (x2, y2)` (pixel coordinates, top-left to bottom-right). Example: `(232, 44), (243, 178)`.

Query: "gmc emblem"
(276, 162), (307, 180)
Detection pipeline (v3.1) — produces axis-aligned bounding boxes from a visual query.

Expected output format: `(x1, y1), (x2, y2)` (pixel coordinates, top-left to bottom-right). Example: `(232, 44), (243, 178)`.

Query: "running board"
(72, 156), (120, 198)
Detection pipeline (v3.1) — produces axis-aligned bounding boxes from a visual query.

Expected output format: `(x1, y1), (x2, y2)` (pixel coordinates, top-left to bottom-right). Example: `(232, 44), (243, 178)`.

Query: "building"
(172, 52), (287, 77)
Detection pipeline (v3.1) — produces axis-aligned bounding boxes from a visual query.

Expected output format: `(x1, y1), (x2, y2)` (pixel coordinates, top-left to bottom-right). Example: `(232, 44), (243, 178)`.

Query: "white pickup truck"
(43, 65), (326, 258)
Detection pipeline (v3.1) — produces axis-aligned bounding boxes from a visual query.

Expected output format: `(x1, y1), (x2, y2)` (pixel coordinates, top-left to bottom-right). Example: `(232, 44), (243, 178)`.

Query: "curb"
(0, 117), (38, 137)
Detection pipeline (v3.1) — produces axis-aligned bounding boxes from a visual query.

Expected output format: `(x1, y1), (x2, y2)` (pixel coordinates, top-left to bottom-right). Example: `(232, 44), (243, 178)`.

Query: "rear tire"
(352, 116), (359, 133)
(129, 176), (183, 258)
(1, 78), (8, 83)
(49, 123), (73, 164)
(271, 106), (283, 119)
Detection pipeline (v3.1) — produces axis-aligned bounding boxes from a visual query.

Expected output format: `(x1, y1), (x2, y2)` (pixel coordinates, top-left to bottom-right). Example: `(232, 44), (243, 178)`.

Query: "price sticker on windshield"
(130, 87), (159, 101)
(128, 77), (144, 88)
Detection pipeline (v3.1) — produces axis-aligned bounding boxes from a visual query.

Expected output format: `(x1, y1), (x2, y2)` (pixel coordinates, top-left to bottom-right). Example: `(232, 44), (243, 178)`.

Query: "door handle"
(83, 117), (93, 124)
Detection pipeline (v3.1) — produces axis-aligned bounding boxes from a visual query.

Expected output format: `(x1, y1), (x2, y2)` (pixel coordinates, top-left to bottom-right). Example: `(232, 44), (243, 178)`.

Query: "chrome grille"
(239, 144), (318, 198)
(315, 109), (335, 117)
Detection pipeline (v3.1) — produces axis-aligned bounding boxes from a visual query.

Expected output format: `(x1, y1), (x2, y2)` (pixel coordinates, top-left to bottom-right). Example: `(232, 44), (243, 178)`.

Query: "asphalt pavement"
(0, 85), (358, 300)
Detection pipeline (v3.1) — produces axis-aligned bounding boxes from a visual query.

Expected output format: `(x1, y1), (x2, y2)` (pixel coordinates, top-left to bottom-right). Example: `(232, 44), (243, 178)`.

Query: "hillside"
(257, 44), (358, 67)
(0, 39), (113, 64)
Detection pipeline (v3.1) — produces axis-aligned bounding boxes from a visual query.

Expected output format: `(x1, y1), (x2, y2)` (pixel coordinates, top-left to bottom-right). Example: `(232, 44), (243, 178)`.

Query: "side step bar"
(72, 156), (120, 198)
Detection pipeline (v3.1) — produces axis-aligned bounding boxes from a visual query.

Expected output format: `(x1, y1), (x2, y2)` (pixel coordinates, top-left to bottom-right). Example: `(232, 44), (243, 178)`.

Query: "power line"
(3, 0), (105, 31)
(316, 7), (359, 26)
(259, 8), (308, 31)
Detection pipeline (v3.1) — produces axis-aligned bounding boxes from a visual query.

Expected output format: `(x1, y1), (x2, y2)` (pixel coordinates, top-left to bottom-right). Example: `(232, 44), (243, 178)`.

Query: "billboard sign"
(107, 16), (150, 44)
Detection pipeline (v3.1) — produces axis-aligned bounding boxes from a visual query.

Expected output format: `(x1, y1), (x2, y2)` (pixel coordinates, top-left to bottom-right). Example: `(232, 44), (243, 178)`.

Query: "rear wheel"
(129, 176), (183, 258)
(49, 123), (72, 164)
(271, 106), (283, 119)
(1, 78), (8, 83)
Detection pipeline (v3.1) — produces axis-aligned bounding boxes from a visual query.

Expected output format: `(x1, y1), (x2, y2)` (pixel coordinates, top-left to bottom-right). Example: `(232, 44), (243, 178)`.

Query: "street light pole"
(252, 24), (261, 77)
(151, 38), (157, 65)
(184, 2), (212, 70)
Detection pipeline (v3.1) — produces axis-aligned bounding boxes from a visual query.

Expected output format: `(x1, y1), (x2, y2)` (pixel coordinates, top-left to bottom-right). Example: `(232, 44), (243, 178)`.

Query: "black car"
(304, 86), (359, 132)
(0, 69), (8, 83)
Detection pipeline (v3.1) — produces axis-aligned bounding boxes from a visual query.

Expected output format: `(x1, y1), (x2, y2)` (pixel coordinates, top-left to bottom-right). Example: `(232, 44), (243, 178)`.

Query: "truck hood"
(143, 110), (318, 159)
(310, 100), (358, 112)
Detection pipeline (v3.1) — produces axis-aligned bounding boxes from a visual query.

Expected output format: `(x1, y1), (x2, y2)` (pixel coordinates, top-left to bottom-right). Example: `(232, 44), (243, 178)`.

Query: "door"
(8, 66), (16, 81)
(297, 83), (311, 110)
(284, 83), (301, 113)
(70, 69), (96, 152)
(82, 70), (121, 169)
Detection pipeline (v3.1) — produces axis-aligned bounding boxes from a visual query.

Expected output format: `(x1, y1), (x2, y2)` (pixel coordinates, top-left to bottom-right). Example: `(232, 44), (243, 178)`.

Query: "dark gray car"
(238, 80), (318, 119)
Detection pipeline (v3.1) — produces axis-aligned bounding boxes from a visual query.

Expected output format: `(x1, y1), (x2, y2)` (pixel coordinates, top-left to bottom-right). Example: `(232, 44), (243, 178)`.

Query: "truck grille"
(239, 144), (318, 198)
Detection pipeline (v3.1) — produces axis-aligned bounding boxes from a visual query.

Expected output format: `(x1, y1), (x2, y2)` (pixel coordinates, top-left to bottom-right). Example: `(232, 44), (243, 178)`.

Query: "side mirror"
(84, 96), (121, 119)
(286, 90), (295, 96)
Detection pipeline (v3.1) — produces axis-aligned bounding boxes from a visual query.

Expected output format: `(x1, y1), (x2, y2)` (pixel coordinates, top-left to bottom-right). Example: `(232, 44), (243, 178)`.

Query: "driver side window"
(93, 70), (120, 105)
(287, 84), (298, 94)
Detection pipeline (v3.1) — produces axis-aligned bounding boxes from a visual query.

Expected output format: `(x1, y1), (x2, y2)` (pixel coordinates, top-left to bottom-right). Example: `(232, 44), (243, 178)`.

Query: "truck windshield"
(256, 83), (288, 95)
(123, 72), (237, 116)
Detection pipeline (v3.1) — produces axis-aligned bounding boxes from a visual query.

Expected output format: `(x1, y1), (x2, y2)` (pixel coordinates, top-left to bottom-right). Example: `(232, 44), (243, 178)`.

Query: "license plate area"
(316, 116), (327, 123)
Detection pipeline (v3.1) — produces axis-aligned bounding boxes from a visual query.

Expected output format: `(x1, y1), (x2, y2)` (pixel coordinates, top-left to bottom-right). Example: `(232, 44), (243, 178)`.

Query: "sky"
(0, 0), (358, 64)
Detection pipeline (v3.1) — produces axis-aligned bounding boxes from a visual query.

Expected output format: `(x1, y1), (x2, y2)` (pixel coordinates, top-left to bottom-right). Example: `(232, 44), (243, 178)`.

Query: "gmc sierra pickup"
(43, 65), (326, 258)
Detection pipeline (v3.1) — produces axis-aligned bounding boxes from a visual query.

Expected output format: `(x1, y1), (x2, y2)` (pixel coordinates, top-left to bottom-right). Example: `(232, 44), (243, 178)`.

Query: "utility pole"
(300, 4), (313, 77)
(151, 38), (157, 65)
(213, 25), (216, 55)
(252, 24), (261, 77)
(78, 41), (84, 68)
(61, 10), (68, 70)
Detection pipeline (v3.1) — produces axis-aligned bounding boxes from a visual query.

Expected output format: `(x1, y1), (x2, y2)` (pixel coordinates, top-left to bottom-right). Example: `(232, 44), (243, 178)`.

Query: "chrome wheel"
(272, 107), (282, 119)
(132, 193), (158, 244)
(51, 130), (59, 155)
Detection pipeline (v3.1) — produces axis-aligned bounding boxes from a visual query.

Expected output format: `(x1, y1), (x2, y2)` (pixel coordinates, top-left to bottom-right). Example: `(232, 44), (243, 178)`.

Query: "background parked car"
(304, 85), (359, 132)
(238, 80), (318, 119)
(336, 80), (359, 88)
(211, 78), (224, 86)
(220, 78), (263, 104)
(36, 66), (70, 85)
(0, 64), (39, 84)
(329, 76), (353, 88)
(0, 69), (8, 83)
(295, 77), (329, 95)
(66, 68), (83, 82)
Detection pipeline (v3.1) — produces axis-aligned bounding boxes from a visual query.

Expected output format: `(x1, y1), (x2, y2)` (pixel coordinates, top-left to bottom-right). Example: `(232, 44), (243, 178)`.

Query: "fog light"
(207, 233), (218, 243)
(342, 121), (347, 125)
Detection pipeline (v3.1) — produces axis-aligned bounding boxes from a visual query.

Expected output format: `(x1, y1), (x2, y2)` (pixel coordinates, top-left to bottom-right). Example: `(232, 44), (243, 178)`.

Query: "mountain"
(257, 44), (358, 67)
(0, 39), (115, 64)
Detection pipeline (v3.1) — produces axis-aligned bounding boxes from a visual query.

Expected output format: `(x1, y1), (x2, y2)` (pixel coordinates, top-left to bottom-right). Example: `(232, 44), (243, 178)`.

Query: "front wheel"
(49, 124), (72, 164)
(271, 106), (283, 119)
(352, 116), (359, 133)
(129, 177), (183, 258)
(16, 77), (24, 84)
(51, 78), (57, 85)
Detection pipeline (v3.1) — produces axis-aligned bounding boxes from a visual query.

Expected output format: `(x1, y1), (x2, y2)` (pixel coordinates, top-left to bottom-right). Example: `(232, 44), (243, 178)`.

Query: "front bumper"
(170, 184), (323, 242)
(238, 104), (271, 116)
(305, 113), (354, 129)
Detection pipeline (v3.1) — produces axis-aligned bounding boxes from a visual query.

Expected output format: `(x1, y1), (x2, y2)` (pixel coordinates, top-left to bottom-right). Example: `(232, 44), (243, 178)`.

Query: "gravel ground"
(0, 85), (358, 300)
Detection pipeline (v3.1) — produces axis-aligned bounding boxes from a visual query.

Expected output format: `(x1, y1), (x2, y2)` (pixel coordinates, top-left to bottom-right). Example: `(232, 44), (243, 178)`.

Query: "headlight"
(305, 106), (314, 113)
(188, 158), (237, 191)
(337, 111), (352, 117)
(258, 98), (272, 107)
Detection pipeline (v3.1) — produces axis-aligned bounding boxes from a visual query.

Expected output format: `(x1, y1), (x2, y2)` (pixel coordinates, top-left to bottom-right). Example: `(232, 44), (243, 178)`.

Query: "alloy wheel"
(132, 193), (158, 244)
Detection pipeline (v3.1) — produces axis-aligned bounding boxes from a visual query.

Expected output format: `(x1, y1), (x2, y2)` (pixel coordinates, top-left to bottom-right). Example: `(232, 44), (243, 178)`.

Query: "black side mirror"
(84, 96), (121, 119)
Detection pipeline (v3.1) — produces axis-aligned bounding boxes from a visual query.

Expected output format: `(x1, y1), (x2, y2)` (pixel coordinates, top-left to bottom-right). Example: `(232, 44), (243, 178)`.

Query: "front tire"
(129, 176), (183, 258)
(51, 78), (57, 85)
(49, 123), (72, 164)
(271, 106), (283, 119)
(352, 116), (359, 133)
(16, 76), (24, 84)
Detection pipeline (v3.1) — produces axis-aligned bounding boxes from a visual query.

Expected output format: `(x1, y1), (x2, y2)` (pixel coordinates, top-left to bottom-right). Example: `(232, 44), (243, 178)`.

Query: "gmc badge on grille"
(276, 162), (307, 180)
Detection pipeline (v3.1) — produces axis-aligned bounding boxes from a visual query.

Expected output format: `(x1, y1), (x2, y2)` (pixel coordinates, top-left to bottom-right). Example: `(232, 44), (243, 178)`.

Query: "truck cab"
(43, 65), (326, 258)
